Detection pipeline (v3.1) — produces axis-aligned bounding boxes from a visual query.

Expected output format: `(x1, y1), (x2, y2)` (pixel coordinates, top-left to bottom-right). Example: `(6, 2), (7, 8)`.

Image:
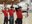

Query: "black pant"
(4, 16), (8, 24)
(15, 18), (22, 24)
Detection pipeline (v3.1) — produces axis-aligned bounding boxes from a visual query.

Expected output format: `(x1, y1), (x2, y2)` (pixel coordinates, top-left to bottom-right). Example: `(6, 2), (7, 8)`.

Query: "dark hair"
(4, 8), (6, 9)
(10, 6), (14, 8)
(18, 6), (22, 9)
(15, 8), (18, 12)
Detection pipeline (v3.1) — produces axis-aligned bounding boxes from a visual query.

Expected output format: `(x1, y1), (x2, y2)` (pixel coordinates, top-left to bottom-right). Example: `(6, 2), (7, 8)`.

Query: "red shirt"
(8, 9), (15, 16)
(16, 10), (23, 19)
(2, 10), (8, 17)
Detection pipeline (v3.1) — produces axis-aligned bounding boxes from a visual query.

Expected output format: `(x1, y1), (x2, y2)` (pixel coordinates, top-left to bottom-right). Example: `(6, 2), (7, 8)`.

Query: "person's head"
(18, 6), (22, 10)
(4, 8), (6, 10)
(10, 6), (14, 10)
(15, 7), (18, 11)
(4, 7), (7, 10)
